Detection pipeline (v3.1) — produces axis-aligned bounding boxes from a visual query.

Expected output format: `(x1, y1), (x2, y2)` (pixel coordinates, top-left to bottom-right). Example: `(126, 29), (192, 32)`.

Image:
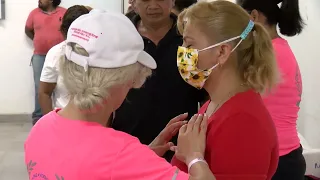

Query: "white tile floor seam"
(0, 122), (31, 179)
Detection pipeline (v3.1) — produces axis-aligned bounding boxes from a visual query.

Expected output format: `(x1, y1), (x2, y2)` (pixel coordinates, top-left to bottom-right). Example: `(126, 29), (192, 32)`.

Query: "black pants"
(272, 145), (306, 180)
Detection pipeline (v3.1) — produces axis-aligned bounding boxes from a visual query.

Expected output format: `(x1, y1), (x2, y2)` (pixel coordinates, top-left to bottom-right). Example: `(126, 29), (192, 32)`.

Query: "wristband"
(187, 157), (208, 172)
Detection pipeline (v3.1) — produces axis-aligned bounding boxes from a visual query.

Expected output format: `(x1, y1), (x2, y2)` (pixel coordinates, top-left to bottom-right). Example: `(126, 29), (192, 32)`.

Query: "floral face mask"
(177, 47), (219, 89)
(177, 20), (255, 89)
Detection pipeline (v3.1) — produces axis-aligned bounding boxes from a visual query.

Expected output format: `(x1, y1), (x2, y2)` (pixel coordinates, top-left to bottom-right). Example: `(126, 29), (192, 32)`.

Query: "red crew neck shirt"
(172, 90), (279, 180)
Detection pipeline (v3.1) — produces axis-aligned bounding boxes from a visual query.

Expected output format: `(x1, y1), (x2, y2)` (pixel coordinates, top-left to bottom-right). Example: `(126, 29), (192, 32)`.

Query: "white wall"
(288, 0), (320, 148)
(0, 0), (319, 147)
(124, 0), (130, 13)
(0, 0), (123, 114)
(61, 0), (123, 13)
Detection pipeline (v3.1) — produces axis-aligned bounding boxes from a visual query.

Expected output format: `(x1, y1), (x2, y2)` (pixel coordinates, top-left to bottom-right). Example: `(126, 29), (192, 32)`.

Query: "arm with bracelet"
(109, 114), (215, 180)
(189, 159), (215, 180)
(176, 114), (216, 180)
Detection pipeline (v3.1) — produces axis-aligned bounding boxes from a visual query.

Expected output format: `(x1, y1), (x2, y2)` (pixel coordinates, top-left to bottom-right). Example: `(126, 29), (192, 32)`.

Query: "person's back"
(237, 0), (306, 179)
(25, 110), (185, 179)
(40, 41), (68, 109)
(264, 37), (302, 156)
(25, 110), (118, 179)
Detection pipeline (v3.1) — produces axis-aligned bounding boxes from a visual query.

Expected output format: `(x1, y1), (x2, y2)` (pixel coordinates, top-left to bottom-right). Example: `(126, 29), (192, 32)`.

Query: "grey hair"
(59, 43), (152, 110)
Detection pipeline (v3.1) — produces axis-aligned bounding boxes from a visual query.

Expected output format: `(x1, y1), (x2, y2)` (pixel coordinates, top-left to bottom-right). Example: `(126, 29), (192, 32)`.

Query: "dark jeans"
(272, 145), (306, 180)
(31, 55), (45, 125)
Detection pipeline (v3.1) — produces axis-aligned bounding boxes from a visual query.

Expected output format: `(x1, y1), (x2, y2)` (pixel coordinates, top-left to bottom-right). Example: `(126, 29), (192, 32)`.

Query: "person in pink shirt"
(25, 0), (66, 125)
(25, 10), (216, 180)
(237, 0), (306, 179)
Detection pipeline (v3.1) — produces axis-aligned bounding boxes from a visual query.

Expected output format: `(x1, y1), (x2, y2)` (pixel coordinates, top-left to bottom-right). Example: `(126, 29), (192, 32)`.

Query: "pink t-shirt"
(263, 38), (302, 156)
(26, 7), (66, 55)
(25, 109), (189, 180)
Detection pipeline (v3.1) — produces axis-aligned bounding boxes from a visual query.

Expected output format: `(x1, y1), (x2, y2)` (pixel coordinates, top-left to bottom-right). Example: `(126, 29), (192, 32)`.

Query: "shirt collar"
(39, 7), (61, 15)
(131, 13), (181, 37)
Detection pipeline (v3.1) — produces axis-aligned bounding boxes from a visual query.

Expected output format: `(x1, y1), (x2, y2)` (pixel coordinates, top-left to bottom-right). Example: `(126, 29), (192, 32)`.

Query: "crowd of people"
(24, 0), (307, 179)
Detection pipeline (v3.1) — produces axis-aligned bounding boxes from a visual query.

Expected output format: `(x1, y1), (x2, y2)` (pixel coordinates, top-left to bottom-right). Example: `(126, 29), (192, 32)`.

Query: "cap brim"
(137, 51), (157, 69)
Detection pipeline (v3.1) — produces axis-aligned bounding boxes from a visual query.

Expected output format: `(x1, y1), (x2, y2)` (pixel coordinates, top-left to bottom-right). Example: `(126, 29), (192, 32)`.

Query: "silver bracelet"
(187, 157), (208, 172)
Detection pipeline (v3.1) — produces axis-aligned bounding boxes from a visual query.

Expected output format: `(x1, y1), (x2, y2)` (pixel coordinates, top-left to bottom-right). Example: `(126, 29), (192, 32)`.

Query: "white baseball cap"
(64, 9), (157, 71)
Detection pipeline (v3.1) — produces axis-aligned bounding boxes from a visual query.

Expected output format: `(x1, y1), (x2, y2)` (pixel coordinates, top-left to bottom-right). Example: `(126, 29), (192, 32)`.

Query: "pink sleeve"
(26, 10), (35, 29)
(111, 140), (189, 180)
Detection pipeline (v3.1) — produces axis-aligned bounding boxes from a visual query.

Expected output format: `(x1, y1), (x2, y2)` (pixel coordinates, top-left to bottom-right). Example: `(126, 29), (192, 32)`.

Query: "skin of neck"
(58, 101), (113, 127)
(140, 16), (172, 32)
(262, 22), (280, 40)
(44, 5), (56, 13)
(204, 64), (246, 104)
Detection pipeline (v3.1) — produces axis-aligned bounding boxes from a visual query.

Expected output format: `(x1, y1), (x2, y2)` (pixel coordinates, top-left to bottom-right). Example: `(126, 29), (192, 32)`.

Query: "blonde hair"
(178, 0), (279, 93)
(60, 43), (152, 110)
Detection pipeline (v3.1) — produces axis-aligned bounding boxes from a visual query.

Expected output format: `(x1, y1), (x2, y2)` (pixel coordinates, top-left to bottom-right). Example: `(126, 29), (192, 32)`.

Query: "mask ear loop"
(196, 20), (255, 71)
(199, 20), (255, 53)
(197, 36), (242, 71)
(232, 20), (255, 52)
(199, 36), (241, 53)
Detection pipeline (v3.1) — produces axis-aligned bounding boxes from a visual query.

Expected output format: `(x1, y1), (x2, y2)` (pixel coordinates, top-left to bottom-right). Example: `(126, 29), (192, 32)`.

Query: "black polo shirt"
(112, 14), (207, 153)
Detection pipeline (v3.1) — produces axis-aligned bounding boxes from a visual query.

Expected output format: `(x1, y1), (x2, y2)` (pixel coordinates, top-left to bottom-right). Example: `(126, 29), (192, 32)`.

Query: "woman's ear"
(216, 44), (232, 66)
(250, 9), (260, 23)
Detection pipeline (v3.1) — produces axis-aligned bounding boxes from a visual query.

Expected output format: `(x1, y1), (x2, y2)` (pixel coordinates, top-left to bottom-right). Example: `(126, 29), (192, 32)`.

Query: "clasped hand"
(149, 113), (208, 165)
(149, 113), (188, 157)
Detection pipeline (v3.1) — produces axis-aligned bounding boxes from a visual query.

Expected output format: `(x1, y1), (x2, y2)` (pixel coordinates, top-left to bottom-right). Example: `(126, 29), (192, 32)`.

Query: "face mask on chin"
(177, 20), (255, 89)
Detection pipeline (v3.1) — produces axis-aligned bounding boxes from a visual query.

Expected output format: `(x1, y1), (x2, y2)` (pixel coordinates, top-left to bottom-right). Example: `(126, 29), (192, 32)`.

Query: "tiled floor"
(0, 122), (31, 179)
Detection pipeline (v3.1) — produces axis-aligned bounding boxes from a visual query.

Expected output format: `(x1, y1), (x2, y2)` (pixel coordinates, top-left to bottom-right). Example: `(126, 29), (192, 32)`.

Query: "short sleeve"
(26, 9), (35, 29)
(206, 113), (278, 180)
(40, 46), (61, 83)
(111, 140), (189, 180)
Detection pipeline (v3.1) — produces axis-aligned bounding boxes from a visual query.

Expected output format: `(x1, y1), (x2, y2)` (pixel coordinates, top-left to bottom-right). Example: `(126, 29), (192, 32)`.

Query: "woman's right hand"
(173, 114), (208, 165)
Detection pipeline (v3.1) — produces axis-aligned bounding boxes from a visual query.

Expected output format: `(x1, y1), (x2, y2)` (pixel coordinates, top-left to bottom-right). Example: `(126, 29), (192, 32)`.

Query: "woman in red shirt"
(171, 1), (279, 179)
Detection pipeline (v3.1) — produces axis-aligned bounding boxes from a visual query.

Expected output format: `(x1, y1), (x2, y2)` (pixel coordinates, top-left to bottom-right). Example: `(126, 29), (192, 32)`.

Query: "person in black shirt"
(112, 0), (207, 161)
(172, 0), (197, 15)
(125, 10), (136, 19)
(125, 0), (136, 19)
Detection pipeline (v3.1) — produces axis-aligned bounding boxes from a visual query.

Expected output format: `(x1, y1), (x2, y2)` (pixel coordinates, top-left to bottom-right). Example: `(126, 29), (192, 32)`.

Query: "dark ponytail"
(237, 0), (305, 37)
(278, 0), (304, 36)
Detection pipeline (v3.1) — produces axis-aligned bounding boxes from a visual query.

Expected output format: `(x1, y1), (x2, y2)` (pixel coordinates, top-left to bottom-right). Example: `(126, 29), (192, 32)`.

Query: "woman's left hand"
(149, 113), (188, 157)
